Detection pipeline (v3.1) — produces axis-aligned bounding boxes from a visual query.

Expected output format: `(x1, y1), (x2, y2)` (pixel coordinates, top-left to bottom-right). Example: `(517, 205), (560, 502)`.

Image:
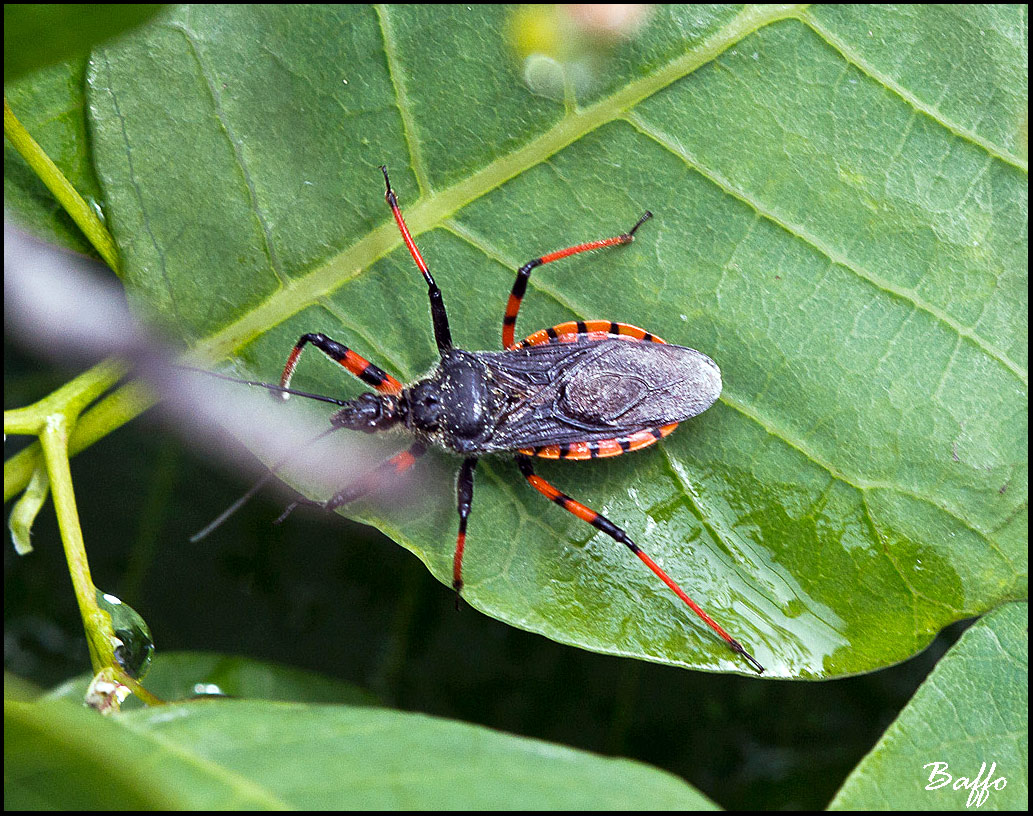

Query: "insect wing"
(480, 338), (722, 451)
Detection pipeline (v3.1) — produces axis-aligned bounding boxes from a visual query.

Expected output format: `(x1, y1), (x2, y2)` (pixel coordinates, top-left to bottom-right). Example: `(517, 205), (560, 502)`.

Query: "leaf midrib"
(187, 4), (809, 364)
(187, 1), (1024, 394)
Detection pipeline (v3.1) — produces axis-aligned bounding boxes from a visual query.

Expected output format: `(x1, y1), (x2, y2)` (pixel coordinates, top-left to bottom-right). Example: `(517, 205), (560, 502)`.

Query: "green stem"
(4, 97), (120, 272)
(38, 414), (114, 673)
(4, 360), (127, 438)
(4, 96), (168, 704)
(5, 377), (152, 502)
(5, 362), (130, 675)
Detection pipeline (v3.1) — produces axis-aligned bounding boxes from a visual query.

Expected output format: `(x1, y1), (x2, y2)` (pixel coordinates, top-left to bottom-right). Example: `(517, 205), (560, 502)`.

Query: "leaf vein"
(800, 12), (1028, 172)
(374, 4), (430, 193)
(167, 22), (289, 291)
(623, 112), (1028, 385)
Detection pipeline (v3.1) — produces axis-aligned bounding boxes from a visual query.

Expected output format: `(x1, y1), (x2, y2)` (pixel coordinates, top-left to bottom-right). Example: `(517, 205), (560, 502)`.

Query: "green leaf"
(5, 696), (193, 810)
(6, 694), (717, 809)
(830, 603), (1028, 810)
(46, 651), (380, 707)
(7, 5), (1027, 677)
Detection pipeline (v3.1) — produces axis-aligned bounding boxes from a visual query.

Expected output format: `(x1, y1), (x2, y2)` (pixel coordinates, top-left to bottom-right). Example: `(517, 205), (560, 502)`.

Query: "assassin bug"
(226, 166), (764, 674)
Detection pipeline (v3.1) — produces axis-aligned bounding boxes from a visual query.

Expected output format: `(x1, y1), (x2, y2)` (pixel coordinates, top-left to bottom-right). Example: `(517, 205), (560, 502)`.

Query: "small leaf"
(830, 602), (1028, 810)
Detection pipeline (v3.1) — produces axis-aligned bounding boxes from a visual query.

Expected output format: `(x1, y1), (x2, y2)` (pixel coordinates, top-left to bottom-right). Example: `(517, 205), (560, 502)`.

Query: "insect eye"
(407, 383), (444, 432)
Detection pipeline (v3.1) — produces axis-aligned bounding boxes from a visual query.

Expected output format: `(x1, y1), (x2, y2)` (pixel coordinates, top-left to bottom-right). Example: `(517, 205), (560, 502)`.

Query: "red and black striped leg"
(380, 165), (453, 353)
(276, 442), (427, 523)
(280, 332), (403, 397)
(453, 457), (478, 607)
(502, 211), (652, 349)
(515, 455), (764, 674)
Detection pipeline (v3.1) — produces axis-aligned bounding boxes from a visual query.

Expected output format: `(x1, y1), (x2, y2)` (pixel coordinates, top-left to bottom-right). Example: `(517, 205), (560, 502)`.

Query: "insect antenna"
(181, 366), (351, 543)
(176, 366), (351, 406)
(189, 424), (342, 543)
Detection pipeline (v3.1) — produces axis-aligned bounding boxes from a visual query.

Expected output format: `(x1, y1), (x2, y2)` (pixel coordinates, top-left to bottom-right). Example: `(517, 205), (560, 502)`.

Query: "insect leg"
(279, 333), (403, 397)
(276, 442), (427, 523)
(380, 165), (453, 353)
(452, 458), (478, 602)
(502, 211), (652, 349)
(515, 455), (764, 674)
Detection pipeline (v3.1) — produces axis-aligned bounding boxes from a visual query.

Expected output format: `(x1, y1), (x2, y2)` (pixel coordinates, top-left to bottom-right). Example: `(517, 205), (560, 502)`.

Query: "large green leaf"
(830, 602), (1028, 810)
(6, 692), (717, 809)
(6, 5), (1027, 677)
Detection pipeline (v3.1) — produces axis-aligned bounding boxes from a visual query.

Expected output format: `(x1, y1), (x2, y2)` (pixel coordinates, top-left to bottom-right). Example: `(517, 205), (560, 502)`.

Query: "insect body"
(273, 167), (763, 674)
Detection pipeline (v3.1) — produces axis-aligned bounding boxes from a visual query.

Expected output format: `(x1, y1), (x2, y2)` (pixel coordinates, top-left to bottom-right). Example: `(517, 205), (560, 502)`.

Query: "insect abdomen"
(557, 340), (721, 427)
(479, 338), (721, 455)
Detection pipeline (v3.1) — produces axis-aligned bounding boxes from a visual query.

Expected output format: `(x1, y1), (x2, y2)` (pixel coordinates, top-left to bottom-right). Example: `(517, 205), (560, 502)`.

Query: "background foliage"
(5, 4), (1027, 810)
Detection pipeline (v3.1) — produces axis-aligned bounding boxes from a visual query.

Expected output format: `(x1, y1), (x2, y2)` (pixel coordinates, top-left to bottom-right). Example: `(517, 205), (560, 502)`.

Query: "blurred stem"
(4, 96), (120, 272)
(122, 438), (180, 606)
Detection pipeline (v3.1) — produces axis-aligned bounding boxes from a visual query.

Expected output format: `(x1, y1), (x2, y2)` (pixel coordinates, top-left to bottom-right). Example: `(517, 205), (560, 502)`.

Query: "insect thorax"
(403, 350), (504, 455)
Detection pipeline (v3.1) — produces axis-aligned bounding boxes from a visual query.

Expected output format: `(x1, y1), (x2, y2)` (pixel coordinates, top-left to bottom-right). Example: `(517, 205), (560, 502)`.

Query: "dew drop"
(192, 682), (226, 697)
(95, 589), (154, 679)
(85, 196), (106, 224)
